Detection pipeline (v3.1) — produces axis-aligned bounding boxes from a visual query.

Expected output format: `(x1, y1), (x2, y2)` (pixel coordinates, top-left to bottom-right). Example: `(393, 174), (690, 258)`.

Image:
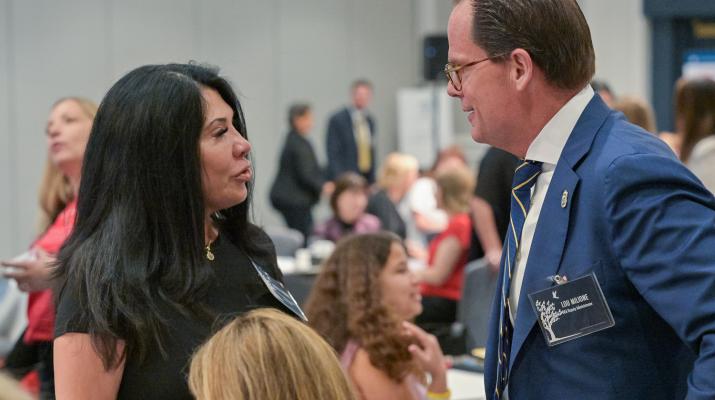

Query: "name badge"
(250, 259), (308, 322)
(527, 273), (613, 346)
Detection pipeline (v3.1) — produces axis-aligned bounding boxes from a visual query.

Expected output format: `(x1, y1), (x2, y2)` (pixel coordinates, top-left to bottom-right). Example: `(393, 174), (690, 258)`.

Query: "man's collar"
(525, 85), (594, 165)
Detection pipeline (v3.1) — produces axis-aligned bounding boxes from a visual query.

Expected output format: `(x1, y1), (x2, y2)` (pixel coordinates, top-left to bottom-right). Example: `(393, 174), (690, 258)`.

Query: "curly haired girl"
(305, 232), (450, 400)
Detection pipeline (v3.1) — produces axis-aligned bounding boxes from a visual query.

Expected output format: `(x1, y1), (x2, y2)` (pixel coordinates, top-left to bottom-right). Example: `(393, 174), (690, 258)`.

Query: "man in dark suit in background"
(446, 0), (715, 399)
(325, 79), (377, 183)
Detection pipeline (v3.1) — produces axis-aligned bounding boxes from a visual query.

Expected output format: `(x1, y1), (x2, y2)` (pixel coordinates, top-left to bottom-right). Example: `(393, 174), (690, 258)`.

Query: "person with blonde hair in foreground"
(189, 308), (355, 400)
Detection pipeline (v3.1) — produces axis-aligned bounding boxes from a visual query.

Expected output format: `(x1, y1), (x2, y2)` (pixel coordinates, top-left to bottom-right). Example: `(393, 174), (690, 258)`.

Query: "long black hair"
(55, 63), (272, 369)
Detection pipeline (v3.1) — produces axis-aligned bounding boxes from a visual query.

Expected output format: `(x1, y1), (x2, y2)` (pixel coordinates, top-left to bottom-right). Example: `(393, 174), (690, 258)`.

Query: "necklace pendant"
(206, 249), (215, 261)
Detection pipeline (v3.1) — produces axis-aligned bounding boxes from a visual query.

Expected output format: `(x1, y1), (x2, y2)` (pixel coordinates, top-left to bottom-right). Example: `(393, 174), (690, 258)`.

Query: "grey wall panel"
(585, 0), (649, 102)
(11, 0), (109, 249)
(347, 0), (418, 162)
(0, 0), (16, 257)
(277, 0), (351, 164)
(109, 0), (198, 78)
(0, 0), (654, 246)
(197, 0), (280, 225)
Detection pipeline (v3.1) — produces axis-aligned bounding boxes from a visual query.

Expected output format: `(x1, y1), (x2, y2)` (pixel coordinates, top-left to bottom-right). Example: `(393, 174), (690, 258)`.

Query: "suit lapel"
(508, 95), (611, 369)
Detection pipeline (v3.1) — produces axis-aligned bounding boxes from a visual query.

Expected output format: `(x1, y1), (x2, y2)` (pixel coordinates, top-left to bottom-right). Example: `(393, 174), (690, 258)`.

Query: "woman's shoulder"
(446, 213), (471, 231)
(351, 346), (374, 369)
(34, 199), (78, 254)
(313, 217), (338, 237)
(54, 278), (90, 338)
(690, 135), (715, 164)
(442, 214), (472, 248)
(222, 225), (281, 279)
(339, 339), (361, 369)
(349, 346), (389, 384)
(356, 214), (381, 232)
(348, 347), (417, 400)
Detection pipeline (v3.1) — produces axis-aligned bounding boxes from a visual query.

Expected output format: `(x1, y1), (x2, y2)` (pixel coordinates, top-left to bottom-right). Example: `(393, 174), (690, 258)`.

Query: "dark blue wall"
(644, 0), (715, 132)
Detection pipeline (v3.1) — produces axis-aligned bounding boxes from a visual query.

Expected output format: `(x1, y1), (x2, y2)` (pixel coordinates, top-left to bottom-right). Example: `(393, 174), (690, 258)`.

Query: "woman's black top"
(54, 232), (287, 399)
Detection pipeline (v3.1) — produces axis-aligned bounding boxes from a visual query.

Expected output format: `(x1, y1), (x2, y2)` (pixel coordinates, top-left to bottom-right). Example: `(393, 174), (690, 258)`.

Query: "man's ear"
(509, 48), (534, 91)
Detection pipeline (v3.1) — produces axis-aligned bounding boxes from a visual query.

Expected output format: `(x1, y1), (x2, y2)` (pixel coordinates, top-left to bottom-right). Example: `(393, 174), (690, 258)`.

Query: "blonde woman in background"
(367, 153), (419, 239)
(189, 308), (355, 400)
(403, 146), (468, 249)
(1, 97), (96, 397)
(413, 167), (475, 354)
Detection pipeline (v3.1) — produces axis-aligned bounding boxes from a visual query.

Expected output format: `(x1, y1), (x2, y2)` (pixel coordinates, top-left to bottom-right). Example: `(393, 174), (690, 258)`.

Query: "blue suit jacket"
(325, 107), (376, 182)
(484, 96), (715, 399)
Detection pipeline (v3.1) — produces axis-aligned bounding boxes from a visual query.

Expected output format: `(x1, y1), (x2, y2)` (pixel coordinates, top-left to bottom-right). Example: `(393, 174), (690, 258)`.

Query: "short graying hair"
(470, 0), (595, 90)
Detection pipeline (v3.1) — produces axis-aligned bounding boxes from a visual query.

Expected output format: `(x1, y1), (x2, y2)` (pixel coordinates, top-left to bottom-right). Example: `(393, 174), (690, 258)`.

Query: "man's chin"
(471, 129), (487, 144)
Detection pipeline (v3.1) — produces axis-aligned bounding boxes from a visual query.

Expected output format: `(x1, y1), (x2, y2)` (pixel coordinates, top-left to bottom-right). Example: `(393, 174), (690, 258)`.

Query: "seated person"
(189, 308), (355, 400)
(403, 146), (468, 248)
(414, 167), (475, 351)
(313, 172), (380, 242)
(367, 153), (419, 239)
(306, 232), (450, 400)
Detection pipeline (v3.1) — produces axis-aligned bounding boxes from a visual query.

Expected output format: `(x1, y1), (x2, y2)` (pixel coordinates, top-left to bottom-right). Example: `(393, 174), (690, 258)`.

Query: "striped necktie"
(494, 160), (543, 399)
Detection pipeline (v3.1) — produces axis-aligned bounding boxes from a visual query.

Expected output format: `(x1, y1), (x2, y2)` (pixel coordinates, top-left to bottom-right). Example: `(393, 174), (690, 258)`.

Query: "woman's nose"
(233, 132), (251, 158)
(409, 271), (419, 285)
(47, 124), (61, 138)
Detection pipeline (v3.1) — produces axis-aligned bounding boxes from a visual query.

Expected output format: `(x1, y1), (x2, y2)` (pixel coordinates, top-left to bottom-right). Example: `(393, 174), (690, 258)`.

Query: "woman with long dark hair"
(52, 63), (293, 399)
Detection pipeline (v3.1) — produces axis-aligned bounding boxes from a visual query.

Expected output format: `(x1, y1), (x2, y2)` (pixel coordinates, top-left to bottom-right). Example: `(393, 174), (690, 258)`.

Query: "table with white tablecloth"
(448, 369), (486, 400)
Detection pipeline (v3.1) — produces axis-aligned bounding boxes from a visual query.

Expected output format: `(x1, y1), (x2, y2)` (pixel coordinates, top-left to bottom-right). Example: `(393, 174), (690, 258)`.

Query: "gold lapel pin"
(561, 190), (568, 208)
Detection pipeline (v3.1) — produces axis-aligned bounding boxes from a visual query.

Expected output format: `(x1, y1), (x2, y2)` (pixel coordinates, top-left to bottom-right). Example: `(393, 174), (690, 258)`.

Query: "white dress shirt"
(509, 85), (594, 322)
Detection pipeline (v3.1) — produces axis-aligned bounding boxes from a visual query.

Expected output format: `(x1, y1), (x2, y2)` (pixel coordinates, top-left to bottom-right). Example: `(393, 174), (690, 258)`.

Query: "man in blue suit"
(325, 79), (377, 183)
(446, 0), (715, 399)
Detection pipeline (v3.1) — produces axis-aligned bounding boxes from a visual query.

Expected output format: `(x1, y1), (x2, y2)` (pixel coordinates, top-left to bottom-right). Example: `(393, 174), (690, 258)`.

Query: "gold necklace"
(205, 238), (215, 261)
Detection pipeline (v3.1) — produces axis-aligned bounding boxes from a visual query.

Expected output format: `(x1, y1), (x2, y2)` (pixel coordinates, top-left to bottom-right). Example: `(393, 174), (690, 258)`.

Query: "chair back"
(264, 226), (305, 257)
(457, 258), (498, 350)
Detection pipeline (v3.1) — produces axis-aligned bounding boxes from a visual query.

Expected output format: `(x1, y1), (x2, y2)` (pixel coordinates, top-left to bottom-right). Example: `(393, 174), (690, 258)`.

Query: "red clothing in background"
(420, 213), (472, 301)
(23, 199), (77, 343)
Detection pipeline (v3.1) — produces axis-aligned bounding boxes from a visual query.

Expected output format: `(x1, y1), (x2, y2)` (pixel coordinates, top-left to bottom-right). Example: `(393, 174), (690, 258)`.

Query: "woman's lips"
(50, 142), (64, 153)
(234, 166), (252, 181)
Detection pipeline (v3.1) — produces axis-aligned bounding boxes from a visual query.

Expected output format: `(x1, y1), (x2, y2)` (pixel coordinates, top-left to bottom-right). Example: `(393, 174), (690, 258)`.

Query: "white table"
(448, 369), (486, 400)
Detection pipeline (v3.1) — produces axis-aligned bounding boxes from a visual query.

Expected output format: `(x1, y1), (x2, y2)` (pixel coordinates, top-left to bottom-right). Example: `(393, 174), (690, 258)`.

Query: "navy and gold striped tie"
(494, 160), (543, 399)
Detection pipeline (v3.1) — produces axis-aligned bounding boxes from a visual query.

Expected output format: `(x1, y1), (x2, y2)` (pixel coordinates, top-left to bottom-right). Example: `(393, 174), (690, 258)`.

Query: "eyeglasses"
(444, 55), (495, 91)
